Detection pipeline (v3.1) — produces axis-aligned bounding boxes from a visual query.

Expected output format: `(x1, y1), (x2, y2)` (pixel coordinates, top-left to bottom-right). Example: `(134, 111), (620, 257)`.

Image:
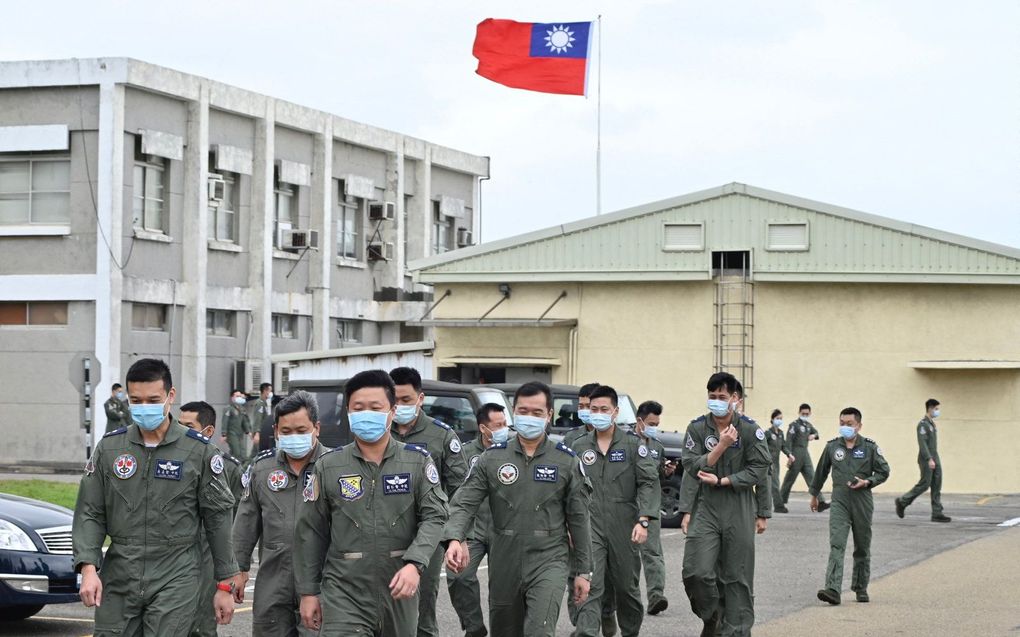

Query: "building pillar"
(382, 145), (405, 287)
(309, 120), (333, 351)
(180, 84), (210, 400)
(249, 102), (275, 388)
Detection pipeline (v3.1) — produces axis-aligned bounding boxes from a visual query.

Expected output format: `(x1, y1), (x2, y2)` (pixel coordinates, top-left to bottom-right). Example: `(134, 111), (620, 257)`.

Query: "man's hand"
(809, 434), (818, 441)
(849, 477), (870, 490)
(697, 470), (721, 486)
(681, 513), (690, 535)
(631, 523), (648, 544)
(232, 571), (249, 604)
(755, 517), (768, 534)
(389, 564), (420, 600)
(253, 432), (261, 447)
(445, 540), (469, 573)
(928, 458), (936, 470)
(719, 424), (738, 448)
(810, 495), (819, 512)
(573, 575), (591, 606)
(300, 595), (322, 631)
(213, 588), (234, 624)
(787, 454), (796, 467)
(664, 461), (676, 477)
(79, 565), (102, 607)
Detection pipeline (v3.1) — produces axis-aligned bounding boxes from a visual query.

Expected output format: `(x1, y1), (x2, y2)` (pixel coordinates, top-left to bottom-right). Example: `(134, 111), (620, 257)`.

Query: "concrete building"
(410, 183), (1020, 493)
(0, 58), (488, 465)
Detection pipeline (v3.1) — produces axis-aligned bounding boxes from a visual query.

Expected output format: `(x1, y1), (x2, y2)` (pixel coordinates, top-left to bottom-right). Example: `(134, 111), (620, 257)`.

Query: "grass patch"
(0, 479), (80, 511)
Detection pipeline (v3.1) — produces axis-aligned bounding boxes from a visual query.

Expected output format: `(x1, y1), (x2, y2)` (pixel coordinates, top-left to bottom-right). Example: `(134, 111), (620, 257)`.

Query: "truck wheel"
(0, 605), (45, 621)
(660, 474), (684, 528)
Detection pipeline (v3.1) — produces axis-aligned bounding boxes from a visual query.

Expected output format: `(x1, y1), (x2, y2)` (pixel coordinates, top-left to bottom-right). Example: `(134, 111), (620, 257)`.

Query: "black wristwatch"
(638, 519), (649, 529)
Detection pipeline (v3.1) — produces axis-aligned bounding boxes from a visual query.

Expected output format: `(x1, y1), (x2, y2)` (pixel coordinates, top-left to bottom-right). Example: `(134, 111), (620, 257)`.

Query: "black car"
(286, 379), (513, 448)
(0, 493), (80, 621)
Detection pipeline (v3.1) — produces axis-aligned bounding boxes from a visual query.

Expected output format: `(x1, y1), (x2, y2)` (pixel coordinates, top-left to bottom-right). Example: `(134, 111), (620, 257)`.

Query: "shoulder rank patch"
(485, 442), (508, 452)
(405, 444), (430, 457)
(555, 442), (576, 456)
(626, 430), (639, 437)
(432, 419), (452, 431)
(185, 428), (210, 443)
(689, 415), (707, 425)
(103, 427), (127, 438)
(224, 454), (242, 466)
(253, 449), (276, 464)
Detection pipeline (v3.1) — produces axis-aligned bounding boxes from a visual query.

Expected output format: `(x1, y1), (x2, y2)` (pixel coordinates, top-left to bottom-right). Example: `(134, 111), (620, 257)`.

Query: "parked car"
(286, 379), (513, 448)
(0, 493), (80, 621)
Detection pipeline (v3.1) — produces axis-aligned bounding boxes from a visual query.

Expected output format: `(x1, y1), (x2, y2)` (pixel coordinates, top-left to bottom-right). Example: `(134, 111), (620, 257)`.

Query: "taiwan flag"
(473, 19), (593, 96)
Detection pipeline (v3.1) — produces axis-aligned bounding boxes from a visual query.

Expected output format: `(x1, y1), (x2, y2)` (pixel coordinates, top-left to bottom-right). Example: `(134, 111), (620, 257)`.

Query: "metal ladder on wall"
(714, 255), (754, 388)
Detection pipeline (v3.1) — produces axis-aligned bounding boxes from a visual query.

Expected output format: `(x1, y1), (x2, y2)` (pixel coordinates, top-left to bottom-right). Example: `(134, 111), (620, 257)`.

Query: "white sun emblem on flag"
(544, 25), (576, 54)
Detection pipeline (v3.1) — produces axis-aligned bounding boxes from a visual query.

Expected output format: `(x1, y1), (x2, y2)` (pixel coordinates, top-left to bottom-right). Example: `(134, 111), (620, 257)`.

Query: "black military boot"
(855, 589), (870, 603)
(817, 588), (841, 605)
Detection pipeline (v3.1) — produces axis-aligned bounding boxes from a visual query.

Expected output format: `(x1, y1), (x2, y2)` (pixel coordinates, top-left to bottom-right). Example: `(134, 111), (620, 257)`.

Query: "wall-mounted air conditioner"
(368, 242), (395, 262)
(281, 229), (320, 251)
(208, 175), (225, 206)
(456, 228), (473, 247)
(369, 201), (396, 221)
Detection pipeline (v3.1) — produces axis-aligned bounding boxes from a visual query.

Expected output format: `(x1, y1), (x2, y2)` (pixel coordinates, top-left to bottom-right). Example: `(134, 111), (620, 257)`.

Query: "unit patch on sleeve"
(637, 445), (648, 458)
(450, 438), (462, 453)
(154, 459), (183, 481)
(426, 463), (441, 485)
(383, 473), (412, 495)
(755, 428), (766, 441)
(302, 474), (318, 502)
(685, 434), (696, 450)
(534, 465), (558, 483)
(210, 455), (224, 475)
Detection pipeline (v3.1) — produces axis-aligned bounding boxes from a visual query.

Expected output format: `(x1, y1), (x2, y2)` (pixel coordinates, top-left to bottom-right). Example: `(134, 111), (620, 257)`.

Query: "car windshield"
(617, 394), (638, 425)
(476, 389), (511, 415)
(423, 395), (477, 432)
(553, 396), (578, 427)
(312, 391), (346, 448)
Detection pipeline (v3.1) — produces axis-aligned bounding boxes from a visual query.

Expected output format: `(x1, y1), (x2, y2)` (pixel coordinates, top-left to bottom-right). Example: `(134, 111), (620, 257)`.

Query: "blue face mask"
(589, 413), (613, 431)
(277, 433), (314, 458)
(489, 426), (509, 445)
(772, 419), (783, 428)
(116, 391), (127, 401)
(644, 426), (659, 439)
(707, 399), (731, 418)
(932, 409), (940, 419)
(131, 399), (169, 431)
(514, 415), (547, 440)
(577, 409), (592, 425)
(349, 410), (390, 443)
(839, 425), (857, 440)
(393, 404), (418, 425)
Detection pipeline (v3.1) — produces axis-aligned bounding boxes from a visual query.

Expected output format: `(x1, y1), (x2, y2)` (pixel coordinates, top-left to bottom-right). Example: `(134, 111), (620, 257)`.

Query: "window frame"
(432, 201), (452, 255)
(132, 141), (168, 234)
(335, 318), (363, 345)
(336, 181), (364, 261)
(764, 220), (811, 252)
(271, 313), (298, 339)
(0, 156), (71, 226)
(208, 170), (238, 243)
(273, 177), (295, 249)
(0, 301), (69, 327)
(131, 302), (168, 332)
(661, 222), (705, 252)
(205, 308), (237, 337)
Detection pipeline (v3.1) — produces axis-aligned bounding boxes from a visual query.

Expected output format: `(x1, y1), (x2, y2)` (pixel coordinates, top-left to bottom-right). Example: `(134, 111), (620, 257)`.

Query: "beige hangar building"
(410, 183), (1020, 494)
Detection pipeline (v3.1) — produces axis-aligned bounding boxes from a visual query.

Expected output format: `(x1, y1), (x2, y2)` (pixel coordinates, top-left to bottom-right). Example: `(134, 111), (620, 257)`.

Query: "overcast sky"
(3, 1), (1018, 248)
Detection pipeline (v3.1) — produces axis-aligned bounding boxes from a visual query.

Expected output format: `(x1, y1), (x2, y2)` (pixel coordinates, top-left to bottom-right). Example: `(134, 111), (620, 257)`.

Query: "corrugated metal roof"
(410, 183), (1020, 284)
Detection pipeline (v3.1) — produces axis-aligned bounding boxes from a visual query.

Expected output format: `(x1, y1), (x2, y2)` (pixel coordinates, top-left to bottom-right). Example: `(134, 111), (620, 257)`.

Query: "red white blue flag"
(472, 19), (593, 96)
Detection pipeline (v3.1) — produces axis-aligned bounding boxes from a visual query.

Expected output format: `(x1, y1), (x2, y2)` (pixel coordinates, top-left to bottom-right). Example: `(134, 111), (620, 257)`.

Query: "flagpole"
(595, 14), (602, 216)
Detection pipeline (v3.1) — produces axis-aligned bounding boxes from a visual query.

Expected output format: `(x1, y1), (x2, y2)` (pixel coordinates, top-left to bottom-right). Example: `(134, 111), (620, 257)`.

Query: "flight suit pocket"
(385, 496), (416, 541)
(491, 490), (518, 529)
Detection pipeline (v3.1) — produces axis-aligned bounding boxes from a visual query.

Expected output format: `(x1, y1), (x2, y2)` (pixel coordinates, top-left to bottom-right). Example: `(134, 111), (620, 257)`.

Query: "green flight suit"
(446, 437), (492, 635)
(564, 424), (601, 626)
(191, 452), (244, 637)
(680, 414), (771, 637)
(639, 435), (668, 606)
(223, 405), (253, 462)
(72, 420), (239, 637)
(779, 418), (820, 504)
(571, 427), (659, 637)
(232, 444), (330, 637)
(445, 435), (593, 637)
(562, 425), (590, 448)
(390, 411), (469, 637)
(294, 439), (449, 636)
(896, 416), (944, 516)
(765, 425), (790, 509)
(104, 396), (131, 433)
(810, 436), (890, 594)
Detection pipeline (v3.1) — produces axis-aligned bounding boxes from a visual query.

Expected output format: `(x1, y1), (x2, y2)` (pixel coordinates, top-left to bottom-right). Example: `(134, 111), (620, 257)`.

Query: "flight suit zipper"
(141, 446), (153, 597)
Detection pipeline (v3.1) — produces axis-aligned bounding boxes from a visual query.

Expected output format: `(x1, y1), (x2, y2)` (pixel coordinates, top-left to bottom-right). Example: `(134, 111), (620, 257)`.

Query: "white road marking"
(997, 516), (1020, 527)
(32, 616), (94, 623)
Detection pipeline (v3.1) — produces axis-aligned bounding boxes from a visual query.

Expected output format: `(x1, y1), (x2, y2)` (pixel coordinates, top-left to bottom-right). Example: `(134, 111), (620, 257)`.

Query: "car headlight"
(0, 519), (38, 552)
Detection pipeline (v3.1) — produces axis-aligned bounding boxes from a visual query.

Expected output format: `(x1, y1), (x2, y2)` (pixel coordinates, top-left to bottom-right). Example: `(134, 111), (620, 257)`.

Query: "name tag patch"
(154, 459), (183, 481)
(383, 473), (412, 495)
(609, 449), (626, 463)
(534, 465), (558, 482)
(853, 448), (866, 459)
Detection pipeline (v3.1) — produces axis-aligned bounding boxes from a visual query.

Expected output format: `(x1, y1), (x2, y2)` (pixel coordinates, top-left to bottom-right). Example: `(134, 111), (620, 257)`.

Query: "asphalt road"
(4, 493), (1018, 636)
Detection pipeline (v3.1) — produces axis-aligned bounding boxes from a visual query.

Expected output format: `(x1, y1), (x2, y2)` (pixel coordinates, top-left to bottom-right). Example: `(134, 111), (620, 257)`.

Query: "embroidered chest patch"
(154, 459), (183, 481)
(113, 454), (137, 479)
(534, 465), (558, 482)
(704, 436), (719, 451)
(581, 449), (598, 466)
(498, 463), (519, 485)
(268, 470), (289, 491)
(853, 448), (866, 459)
(608, 449), (626, 463)
(383, 473), (412, 495)
(338, 475), (364, 501)
(834, 448), (846, 462)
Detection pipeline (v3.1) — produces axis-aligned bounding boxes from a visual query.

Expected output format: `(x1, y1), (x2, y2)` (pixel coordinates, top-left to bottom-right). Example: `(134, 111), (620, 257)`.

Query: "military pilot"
(766, 409), (793, 513)
(223, 388), (254, 462)
(896, 398), (951, 523)
(571, 385), (659, 637)
(680, 372), (771, 637)
(634, 400), (672, 616)
(563, 382), (601, 447)
(233, 391), (330, 636)
(295, 370), (449, 636)
(446, 381), (593, 637)
(779, 403), (829, 512)
(388, 366), (469, 637)
(446, 403), (509, 637)
(73, 358), (238, 636)
(104, 383), (131, 433)
(178, 401), (244, 637)
(811, 407), (891, 605)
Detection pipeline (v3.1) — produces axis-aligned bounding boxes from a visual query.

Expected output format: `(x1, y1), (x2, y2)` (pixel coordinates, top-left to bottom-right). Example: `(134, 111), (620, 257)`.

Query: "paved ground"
(4, 493), (1019, 636)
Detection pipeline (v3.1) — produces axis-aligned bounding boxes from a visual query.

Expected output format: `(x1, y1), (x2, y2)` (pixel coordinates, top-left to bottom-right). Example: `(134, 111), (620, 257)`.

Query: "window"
(0, 158), (71, 225)
(133, 141), (167, 232)
(432, 201), (451, 254)
(274, 178), (295, 249)
(131, 303), (167, 331)
(422, 395), (475, 432)
(766, 222), (809, 251)
(0, 301), (68, 326)
(206, 309), (236, 337)
(272, 313), (297, 339)
(335, 319), (362, 344)
(662, 223), (704, 251)
(208, 172), (237, 242)
(336, 182), (362, 260)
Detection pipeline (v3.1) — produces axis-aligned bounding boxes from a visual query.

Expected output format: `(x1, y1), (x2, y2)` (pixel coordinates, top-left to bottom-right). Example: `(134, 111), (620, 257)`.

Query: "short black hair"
(476, 403), (505, 425)
(347, 370), (397, 408)
(389, 367), (422, 393)
(180, 401), (216, 429)
(231, 388), (244, 396)
(578, 382), (600, 398)
(840, 407), (862, 423)
(260, 382), (273, 392)
(514, 381), (553, 412)
(799, 403), (811, 412)
(126, 358), (172, 393)
(925, 398), (940, 410)
(771, 409), (782, 421)
(637, 400), (662, 419)
(706, 372), (738, 395)
(112, 383), (122, 392)
(589, 384), (618, 408)
(733, 380), (744, 399)
(275, 390), (319, 425)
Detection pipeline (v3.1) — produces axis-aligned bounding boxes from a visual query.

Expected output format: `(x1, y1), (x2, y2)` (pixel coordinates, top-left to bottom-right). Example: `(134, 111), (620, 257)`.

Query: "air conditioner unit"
(233, 360), (264, 394)
(369, 201), (396, 221)
(456, 228), (473, 247)
(281, 229), (319, 251)
(368, 242), (394, 262)
(208, 175), (225, 206)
